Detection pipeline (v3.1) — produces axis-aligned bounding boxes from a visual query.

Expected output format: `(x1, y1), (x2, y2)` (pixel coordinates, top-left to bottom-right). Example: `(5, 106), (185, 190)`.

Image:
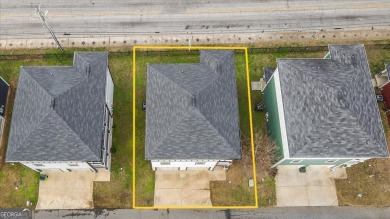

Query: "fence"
(0, 43), (389, 61)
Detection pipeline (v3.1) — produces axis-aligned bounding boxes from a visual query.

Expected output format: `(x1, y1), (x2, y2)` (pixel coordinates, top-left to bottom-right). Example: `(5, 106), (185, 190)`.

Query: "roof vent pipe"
(50, 98), (55, 109)
(191, 96), (196, 107)
(86, 64), (91, 76)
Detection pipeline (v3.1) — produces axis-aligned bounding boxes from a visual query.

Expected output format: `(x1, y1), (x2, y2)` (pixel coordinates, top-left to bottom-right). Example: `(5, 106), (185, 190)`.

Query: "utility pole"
(35, 4), (64, 52)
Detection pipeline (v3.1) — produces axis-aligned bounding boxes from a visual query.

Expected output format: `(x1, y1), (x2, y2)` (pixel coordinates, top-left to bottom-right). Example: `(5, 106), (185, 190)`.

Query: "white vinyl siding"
(151, 160), (229, 170)
(105, 69), (114, 115)
(22, 162), (93, 172)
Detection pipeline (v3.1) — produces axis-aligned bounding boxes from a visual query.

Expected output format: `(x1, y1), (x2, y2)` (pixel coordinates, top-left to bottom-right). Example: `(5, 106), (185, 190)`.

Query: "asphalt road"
(34, 207), (390, 219)
(1, 0), (390, 38)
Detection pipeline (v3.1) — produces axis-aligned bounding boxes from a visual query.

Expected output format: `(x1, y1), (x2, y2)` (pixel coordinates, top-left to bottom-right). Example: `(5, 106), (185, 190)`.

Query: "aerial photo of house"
(6, 52), (114, 172)
(263, 44), (389, 168)
(145, 50), (241, 171)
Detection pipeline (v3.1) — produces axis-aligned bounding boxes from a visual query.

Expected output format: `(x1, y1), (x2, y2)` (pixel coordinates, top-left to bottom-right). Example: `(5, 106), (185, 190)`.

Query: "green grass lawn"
(93, 53), (133, 208)
(1, 45), (390, 208)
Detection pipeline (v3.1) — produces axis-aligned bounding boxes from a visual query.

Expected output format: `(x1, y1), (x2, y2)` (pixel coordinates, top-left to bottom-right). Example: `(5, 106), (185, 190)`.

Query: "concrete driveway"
(276, 166), (347, 207)
(154, 169), (225, 207)
(36, 170), (110, 209)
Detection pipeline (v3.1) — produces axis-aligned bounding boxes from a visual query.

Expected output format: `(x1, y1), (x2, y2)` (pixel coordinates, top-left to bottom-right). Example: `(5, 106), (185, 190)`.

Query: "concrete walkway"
(276, 166), (346, 207)
(36, 170), (110, 210)
(154, 169), (226, 207)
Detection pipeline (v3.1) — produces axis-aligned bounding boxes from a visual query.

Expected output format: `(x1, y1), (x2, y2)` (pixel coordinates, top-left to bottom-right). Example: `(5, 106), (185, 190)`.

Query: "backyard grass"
(0, 45), (390, 208)
(93, 54), (133, 208)
(335, 158), (390, 206)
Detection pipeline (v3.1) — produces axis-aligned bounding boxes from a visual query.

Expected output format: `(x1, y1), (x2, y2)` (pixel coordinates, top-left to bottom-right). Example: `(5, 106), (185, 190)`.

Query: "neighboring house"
(6, 52), (114, 172)
(145, 50), (241, 170)
(0, 77), (10, 145)
(374, 63), (390, 88)
(375, 64), (390, 125)
(263, 44), (389, 168)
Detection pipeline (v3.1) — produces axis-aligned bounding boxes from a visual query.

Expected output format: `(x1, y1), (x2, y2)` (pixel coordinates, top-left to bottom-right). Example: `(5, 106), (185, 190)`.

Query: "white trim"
(325, 159), (339, 163)
(379, 80), (390, 89)
(271, 157), (371, 167)
(151, 160), (223, 171)
(323, 52), (331, 59)
(283, 157), (371, 160)
(362, 45), (389, 155)
(105, 68), (114, 115)
(261, 73), (275, 92)
(274, 68), (290, 158)
(271, 157), (286, 168)
(21, 161), (93, 172)
(0, 76), (10, 86)
(72, 53), (76, 65)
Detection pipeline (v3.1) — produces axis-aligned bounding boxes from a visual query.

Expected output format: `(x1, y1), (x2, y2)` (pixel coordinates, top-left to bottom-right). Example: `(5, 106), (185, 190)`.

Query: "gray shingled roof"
(145, 50), (241, 160)
(277, 44), (389, 158)
(386, 63), (390, 80)
(6, 52), (109, 162)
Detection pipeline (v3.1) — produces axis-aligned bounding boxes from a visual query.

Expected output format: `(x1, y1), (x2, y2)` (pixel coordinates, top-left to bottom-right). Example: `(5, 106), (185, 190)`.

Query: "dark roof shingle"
(277, 44), (388, 158)
(145, 50), (241, 160)
(6, 52), (109, 161)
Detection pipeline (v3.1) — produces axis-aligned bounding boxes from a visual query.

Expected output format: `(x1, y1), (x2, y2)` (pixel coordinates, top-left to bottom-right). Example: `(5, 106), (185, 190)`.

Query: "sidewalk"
(1, 28), (389, 50)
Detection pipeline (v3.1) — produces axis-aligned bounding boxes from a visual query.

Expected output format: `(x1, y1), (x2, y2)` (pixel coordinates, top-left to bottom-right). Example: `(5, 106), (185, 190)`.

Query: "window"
(68, 163), (79, 167)
(33, 163), (44, 167)
(290, 160), (302, 163)
(160, 161), (170, 165)
(195, 161), (206, 165)
(325, 160), (338, 163)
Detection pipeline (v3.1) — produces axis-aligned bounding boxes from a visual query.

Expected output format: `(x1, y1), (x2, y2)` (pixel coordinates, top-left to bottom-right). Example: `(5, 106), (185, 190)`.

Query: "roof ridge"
(74, 52), (107, 63)
(202, 50), (230, 62)
(150, 108), (236, 157)
(52, 110), (97, 158)
(150, 108), (190, 153)
(149, 65), (194, 96)
(193, 108), (237, 155)
(147, 65), (192, 151)
(54, 56), (105, 157)
(281, 64), (345, 155)
(22, 66), (86, 98)
(9, 72), (52, 155)
(54, 67), (88, 98)
(287, 60), (354, 90)
(16, 111), (99, 161)
(297, 110), (383, 156)
(192, 66), (218, 94)
(22, 68), (55, 98)
(13, 112), (52, 157)
(151, 96), (193, 151)
(52, 79), (99, 157)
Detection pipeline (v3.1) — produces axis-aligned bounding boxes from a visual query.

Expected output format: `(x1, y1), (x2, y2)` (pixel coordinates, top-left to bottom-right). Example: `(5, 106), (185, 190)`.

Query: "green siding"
(279, 159), (352, 167)
(264, 77), (284, 160)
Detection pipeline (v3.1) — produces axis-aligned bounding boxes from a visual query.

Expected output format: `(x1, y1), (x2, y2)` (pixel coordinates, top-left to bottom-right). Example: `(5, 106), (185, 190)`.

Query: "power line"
(35, 4), (64, 52)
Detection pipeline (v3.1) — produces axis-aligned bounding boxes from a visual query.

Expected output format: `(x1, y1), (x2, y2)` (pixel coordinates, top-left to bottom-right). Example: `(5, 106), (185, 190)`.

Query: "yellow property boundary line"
(132, 46), (258, 209)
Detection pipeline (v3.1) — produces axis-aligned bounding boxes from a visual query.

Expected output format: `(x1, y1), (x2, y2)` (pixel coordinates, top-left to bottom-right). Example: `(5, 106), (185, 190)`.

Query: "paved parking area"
(276, 166), (346, 207)
(154, 169), (225, 207)
(36, 170), (110, 209)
